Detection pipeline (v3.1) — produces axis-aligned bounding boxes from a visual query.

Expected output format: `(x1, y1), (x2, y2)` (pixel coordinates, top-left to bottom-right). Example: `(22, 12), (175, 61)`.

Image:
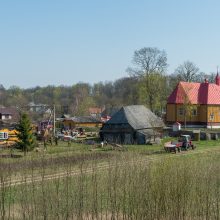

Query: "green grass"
(194, 139), (220, 148)
(1, 136), (220, 219)
(1, 137), (220, 161)
(0, 138), (220, 177)
(1, 148), (219, 219)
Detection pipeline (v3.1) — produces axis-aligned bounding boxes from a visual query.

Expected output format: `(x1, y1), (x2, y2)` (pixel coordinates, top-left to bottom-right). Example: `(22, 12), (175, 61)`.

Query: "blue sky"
(0, 0), (220, 88)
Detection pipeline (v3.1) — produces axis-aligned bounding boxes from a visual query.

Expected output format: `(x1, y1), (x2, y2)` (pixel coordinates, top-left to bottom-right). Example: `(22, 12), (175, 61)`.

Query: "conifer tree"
(16, 112), (35, 155)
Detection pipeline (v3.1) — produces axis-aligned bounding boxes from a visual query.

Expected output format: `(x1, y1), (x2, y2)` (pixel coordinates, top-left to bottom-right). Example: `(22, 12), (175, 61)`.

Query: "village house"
(59, 116), (103, 130)
(100, 106), (120, 122)
(0, 107), (19, 122)
(100, 105), (164, 144)
(166, 73), (220, 128)
(28, 102), (50, 114)
(88, 107), (104, 118)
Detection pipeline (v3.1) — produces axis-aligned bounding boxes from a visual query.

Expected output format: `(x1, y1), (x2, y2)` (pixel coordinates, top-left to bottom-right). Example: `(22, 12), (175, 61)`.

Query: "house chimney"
(215, 68), (220, 86)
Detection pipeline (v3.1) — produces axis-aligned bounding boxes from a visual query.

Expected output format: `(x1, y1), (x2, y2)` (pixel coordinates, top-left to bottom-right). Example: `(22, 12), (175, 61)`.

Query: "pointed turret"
(216, 67), (220, 86)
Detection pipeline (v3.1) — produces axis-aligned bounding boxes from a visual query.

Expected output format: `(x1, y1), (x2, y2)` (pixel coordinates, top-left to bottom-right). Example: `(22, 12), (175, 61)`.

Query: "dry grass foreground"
(0, 143), (219, 219)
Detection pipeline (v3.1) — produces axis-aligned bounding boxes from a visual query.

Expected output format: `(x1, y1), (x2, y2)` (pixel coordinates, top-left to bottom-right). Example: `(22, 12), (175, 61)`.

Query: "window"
(178, 108), (184, 116)
(191, 109), (197, 116)
(210, 113), (214, 121)
(4, 114), (10, 119)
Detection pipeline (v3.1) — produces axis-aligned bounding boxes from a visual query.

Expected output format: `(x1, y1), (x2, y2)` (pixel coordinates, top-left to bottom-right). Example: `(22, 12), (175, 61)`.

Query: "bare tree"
(207, 72), (216, 83)
(127, 47), (168, 76)
(126, 47), (168, 112)
(194, 72), (215, 83)
(174, 61), (199, 82)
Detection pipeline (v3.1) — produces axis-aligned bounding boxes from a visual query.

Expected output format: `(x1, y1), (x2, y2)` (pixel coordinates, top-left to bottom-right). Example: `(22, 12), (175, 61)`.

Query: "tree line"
(0, 47), (215, 117)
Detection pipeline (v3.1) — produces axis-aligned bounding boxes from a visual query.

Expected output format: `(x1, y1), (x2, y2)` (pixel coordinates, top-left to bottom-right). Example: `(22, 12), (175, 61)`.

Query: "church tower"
(215, 68), (220, 86)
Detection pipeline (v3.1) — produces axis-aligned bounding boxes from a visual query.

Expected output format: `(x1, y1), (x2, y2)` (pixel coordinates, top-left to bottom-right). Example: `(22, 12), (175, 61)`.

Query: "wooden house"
(166, 73), (220, 128)
(0, 107), (19, 122)
(61, 116), (103, 129)
(100, 105), (164, 144)
(88, 107), (103, 118)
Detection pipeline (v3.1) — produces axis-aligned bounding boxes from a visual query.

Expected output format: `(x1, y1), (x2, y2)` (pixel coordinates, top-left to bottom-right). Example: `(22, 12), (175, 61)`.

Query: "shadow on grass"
(0, 154), (23, 158)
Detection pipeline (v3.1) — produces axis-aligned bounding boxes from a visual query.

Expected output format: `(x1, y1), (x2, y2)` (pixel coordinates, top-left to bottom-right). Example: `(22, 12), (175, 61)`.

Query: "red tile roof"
(168, 81), (220, 105)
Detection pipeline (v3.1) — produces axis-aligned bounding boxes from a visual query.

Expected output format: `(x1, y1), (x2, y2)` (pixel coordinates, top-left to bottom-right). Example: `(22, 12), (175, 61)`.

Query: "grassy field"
(0, 139), (220, 219)
(1, 137), (219, 160)
(0, 138), (220, 178)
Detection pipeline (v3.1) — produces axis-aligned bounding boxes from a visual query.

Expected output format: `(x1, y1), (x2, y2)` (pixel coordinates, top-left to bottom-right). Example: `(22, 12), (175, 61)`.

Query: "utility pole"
(53, 104), (56, 137)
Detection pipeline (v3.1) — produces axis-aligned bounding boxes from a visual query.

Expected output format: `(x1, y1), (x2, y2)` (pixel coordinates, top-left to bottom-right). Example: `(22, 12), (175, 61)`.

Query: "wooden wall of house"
(167, 104), (207, 123)
(199, 105), (207, 122)
(63, 120), (103, 129)
(176, 105), (185, 122)
(103, 133), (135, 144)
(167, 103), (220, 125)
(176, 104), (205, 122)
(178, 105), (200, 122)
(101, 124), (136, 144)
(166, 104), (176, 122)
(207, 105), (220, 123)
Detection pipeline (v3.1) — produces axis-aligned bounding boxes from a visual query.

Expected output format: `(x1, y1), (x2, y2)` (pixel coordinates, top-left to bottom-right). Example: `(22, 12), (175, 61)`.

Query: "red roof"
(168, 81), (220, 105)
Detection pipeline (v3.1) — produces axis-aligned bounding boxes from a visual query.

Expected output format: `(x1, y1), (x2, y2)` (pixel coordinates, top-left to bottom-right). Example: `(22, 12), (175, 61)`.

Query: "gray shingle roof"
(105, 105), (164, 129)
(0, 107), (15, 115)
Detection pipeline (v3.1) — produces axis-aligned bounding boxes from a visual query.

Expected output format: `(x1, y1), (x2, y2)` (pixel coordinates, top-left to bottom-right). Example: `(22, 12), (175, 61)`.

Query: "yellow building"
(60, 116), (103, 129)
(166, 74), (220, 128)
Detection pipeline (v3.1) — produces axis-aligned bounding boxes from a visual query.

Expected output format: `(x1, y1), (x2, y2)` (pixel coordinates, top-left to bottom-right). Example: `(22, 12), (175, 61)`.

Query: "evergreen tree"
(16, 113), (35, 155)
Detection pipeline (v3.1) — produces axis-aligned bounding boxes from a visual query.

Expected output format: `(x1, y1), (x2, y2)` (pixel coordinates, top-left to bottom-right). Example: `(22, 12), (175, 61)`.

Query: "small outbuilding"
(100, 105), (165, 144)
